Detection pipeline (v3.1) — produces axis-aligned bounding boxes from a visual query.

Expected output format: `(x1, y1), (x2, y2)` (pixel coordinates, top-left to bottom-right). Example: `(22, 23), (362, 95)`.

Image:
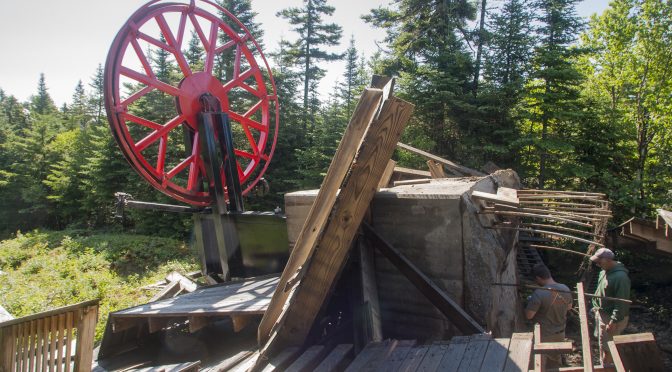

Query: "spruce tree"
(337, 36), (367, 119)
(30, 73), (57, 115)
(88, 64), (105, 125)
(278, 0), (343, 133)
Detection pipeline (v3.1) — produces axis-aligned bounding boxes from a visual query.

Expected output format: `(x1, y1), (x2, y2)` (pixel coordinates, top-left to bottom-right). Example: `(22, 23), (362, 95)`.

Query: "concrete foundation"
(283, 169), (522, 340)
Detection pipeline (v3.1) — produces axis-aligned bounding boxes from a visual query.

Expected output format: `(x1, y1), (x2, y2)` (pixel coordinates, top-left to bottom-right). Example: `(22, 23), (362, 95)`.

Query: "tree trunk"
(472, 0), (487, 96)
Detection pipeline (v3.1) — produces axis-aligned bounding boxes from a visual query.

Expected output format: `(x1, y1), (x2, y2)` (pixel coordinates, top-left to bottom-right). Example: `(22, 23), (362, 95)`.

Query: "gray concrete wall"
(283, 169), (522, 341)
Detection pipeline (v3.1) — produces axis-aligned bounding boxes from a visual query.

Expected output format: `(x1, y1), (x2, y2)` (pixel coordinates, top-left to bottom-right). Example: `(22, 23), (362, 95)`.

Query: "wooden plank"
(377, 340), (417, 371)
(149, 279), (182, 302)
(657, 209), (672, 238)
(49, 315), (58, 372)
(479, 338), (510, 372)
(378, 160), (397, 189)
(393, 179), (432, 187)
(74, 305), (97, 372)
(188, 316), (210, 333)
(427, 160), (447, 178)
(232, 314), (255, 333)
(358, 238), (383, 343)
(0, 325), (16, 372)
(363, 223), (484, 334)
(257, 88), (384, 345)
(456, 334), (491, 372)
(35, 318), (43, 372)
(112, 317), (140, 333)
(576, 282), (593, 372)
(416, 341), (450, 371)
(533, 324), (542, 372)
(472, 190), (520, 207)
(166, 271), (198, 292)
(260, 97), (414, 360)
(314, 344), (353, 372)
(28, 320), (36, 372)
(397, 345), (430, 372)
(231, 352), (260, 372)
(396, 142), (485, 176)
(534, 343), (573, 354)
(436, 336), (471, 372)
(607, 341), (625, 372)
(42, 316), (50, 372)
(610, 332), (664, 371)
(503, 332), (533, 372)
(286, 345), (327, 372)
(64, 312), (73, 372)
(344, 341), (388, 372)
(261, 346), (301, 372)
(21, 319), (30, 372)
(392, 166), (432, 178)
(56, 313), (65, 372)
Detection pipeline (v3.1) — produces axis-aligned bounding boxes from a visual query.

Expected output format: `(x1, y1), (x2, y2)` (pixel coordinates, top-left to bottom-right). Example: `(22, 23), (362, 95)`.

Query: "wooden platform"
(113, 274), (278, 319)
(97, 275), (279, 361)
(247, 333), (534, 372)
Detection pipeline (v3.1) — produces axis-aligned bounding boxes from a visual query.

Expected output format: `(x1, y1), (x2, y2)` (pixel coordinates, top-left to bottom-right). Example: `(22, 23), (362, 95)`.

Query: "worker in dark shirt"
(590, 247), (631, 365)
(525, 263), (573, 369)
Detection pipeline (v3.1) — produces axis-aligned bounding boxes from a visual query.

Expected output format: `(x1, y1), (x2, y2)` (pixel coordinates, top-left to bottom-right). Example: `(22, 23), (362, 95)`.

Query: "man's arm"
(525, 309), (537, 320)
(525, 291), (542, 320)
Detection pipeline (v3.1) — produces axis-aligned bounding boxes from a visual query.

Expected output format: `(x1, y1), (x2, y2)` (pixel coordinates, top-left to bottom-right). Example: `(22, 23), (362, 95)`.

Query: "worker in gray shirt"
(525, 263), (573, 369)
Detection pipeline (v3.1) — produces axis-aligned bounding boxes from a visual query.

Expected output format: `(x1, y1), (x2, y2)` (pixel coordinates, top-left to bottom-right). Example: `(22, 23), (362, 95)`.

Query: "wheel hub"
(177, 72), (230, 130)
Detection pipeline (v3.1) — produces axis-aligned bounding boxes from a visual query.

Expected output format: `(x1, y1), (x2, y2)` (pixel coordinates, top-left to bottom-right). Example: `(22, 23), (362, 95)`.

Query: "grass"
(0, 229), (199, 342)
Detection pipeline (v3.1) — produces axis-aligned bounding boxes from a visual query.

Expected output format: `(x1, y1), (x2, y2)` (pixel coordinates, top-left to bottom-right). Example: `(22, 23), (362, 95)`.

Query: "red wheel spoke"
(121, 112), (163, 130)
(260, 153), (269, 161)
(240, 122), (259, 155)
(120, 67), (181, 96)
(233, 44), (242, 78)
(236, 161), (244, 179)
(168, 154), (194, 181)
(176, 11), (187, 47)
(130, 38), (155, 78)
(204, 22), (218, 74)
(157, 135), (168, 176)
(234, 149), (256, 160)
(187, 132), (201, 190)
(228, 111), (266, 132)
(137, 31), (172, 53)
(221, 67), (257, 92)
(121, 85), (155, 108)
(214, 39), (237, 54)
(243, 100), (263, 118)
(135, 115), (184, 151)
(156, 14), (192, 77)
(239, 82), (262, 98)
(188, 13), (209, 50)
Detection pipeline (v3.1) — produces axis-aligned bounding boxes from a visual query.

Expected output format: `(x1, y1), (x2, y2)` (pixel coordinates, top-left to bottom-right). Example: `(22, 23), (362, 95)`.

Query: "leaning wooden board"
(257, 88), (385, 346)
(255, 96), (414, 368)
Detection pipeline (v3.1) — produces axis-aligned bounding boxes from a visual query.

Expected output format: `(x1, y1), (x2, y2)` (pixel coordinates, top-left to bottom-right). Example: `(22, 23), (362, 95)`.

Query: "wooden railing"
(0, 300), (98, 372)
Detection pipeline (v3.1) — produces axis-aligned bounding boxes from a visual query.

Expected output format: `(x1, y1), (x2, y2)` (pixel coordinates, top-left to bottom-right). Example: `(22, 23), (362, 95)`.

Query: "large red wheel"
(104, 0), (279, 206)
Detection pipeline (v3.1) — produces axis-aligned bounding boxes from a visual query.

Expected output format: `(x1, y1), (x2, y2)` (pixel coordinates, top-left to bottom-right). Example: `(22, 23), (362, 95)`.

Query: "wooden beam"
(357, 238), (382, 342)
(503, 332), (534, 372)
(73, 305), (97, 372)
(257, 88), (384, 346)
(314, 344), (353, 372)
(519, 244), (591, 257)
(149, 280), (182, 302)
(378, 160), (397, 189)
(232, 315), (253, 333)
(534, 324), (542, 372)
(286, 345), (327, 372)
(363, 222), (485, 334)
(576, 282), (594, 372)
(166, 271), (198, 292)
(188, 316), (210, 333)
(480, 338), (510, 372)
(396, 142), (485, 176)
(427, 160), (448, 178)
(392, 166), (432, 178)
(472, 190), (520, 207)
(257, 96), (414, 364)
(607, 341), (625, 372)
(393, 178), (432, 187)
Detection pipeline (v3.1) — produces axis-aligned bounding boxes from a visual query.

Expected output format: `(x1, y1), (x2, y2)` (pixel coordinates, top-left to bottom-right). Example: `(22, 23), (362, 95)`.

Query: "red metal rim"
(104, 0), (279, 206)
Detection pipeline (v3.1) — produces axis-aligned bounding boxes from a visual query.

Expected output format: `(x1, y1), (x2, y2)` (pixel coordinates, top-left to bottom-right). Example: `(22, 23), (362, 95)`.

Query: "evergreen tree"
(88, 64), (105, 125)
(278, 0), (343, 133)
(216, 0), (264, 81)
(30, 73), (57, 115)
(70, 80), (89, 129)
(337, 36), (367, 118)
(518, 0), (585, 189)
(184, 31), (205, 72)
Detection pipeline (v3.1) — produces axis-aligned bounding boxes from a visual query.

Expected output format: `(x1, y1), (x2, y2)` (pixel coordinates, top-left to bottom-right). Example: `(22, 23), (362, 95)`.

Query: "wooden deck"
(113, 274), (278, 318)
(247, 333), (535, 372)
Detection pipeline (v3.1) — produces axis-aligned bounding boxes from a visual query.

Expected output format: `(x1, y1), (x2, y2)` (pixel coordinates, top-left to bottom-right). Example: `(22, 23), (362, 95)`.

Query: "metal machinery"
(105, 0), (288, 281)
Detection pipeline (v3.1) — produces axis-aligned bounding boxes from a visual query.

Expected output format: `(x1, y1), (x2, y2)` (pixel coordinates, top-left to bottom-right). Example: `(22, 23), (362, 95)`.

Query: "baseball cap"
(590, 247), (615, 262)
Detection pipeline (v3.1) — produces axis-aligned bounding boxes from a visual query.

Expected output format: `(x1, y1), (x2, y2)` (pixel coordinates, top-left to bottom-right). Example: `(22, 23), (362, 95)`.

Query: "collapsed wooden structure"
(608, 209), (672, 257)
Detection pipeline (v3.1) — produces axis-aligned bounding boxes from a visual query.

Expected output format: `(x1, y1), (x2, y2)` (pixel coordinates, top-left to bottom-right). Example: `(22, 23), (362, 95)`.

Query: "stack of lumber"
(473, 188), (612, 259)
(253, 77), (415, 368)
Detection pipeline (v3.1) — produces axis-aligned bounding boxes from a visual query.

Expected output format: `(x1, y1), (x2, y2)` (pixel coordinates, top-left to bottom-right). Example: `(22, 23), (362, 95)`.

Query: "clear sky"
(0, 0), (611, 107)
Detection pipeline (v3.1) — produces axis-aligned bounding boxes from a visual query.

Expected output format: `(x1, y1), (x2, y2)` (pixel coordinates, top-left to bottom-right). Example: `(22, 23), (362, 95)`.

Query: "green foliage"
(0, 229), (198, 341)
